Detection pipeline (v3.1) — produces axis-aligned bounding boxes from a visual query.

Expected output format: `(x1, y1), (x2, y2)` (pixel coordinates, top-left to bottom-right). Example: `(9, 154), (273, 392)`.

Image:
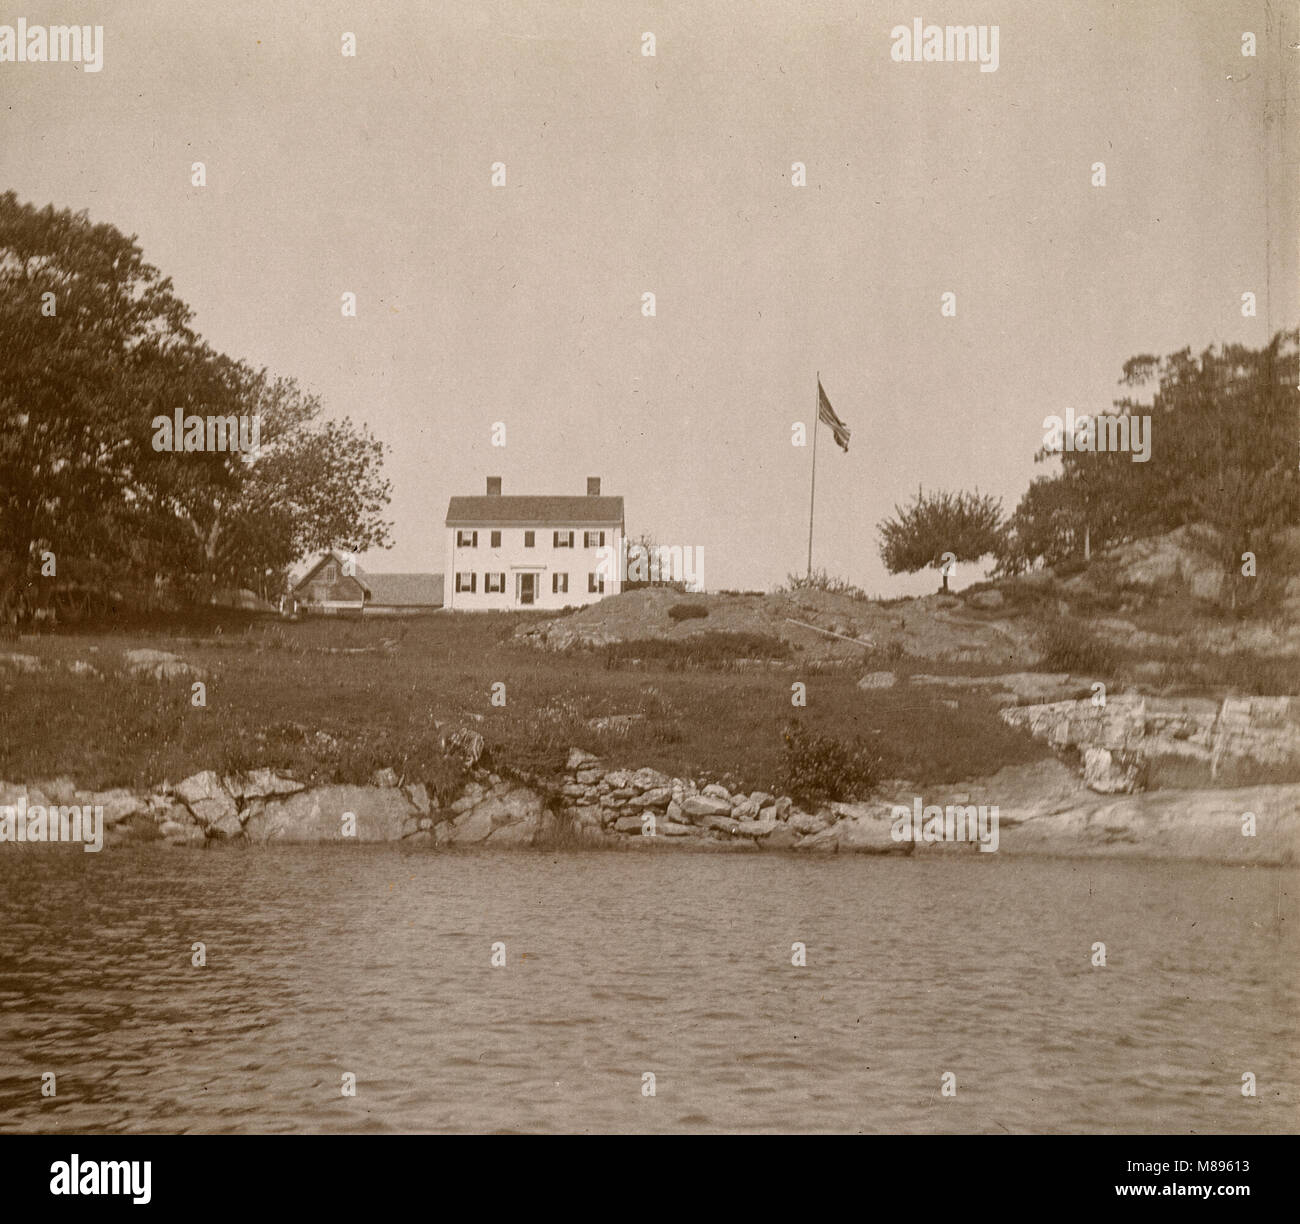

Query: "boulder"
(122, 649), (203, 680)
(227, 769), (304, 800)
(734, 819), (779, 838)
(40, 777), (81, 804)
(176, 771), (240, 831)
(680, 795), (732, 820)
(470, 787), (543, 829)
(659, 820), (700, 837)
(486, 823), (536, 846)
(1083, 747), (1142, 794)
(858, 671), (898, 690)
(247, 785), (416, 842)
(567, 748), (603, 770)
(796, 810), (910, 854)
(369, 767), (399, 788)
(447, 807), (495, 844)
(629, 786), (672, 809)
(89, 788), (145, 826)
(630, 767), (672, 791)
(0, 782), (51, 810)
(702, 813), (740, 835)
(788, 809), (832, 836)
(615, 814), (653, 835)
(702, 783), (731, 801)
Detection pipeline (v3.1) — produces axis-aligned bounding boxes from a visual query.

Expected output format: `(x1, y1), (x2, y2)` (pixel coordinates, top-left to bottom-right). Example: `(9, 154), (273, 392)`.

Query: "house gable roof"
(292, 552), (443, 607)
(292, 551), (352, 591)
(446, 495), (624, 527)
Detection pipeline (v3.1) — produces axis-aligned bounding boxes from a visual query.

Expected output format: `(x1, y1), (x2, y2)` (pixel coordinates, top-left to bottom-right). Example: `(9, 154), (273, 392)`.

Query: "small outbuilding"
(290, 553), (443, 617)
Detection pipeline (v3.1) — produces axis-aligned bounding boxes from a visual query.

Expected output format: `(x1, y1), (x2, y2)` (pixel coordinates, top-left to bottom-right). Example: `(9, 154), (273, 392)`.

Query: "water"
(0, 847), (1295, 1133)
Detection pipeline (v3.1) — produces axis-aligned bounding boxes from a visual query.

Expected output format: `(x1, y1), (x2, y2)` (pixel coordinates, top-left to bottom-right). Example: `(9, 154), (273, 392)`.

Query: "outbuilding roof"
(361, 572), (444, 607)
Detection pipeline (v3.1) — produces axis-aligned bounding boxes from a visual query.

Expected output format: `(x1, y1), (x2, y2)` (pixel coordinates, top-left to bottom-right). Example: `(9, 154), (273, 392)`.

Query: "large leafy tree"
(141, 358), (392, 598)
(0, 192), (392, 615)
(0, 191), (196, 611)
(877, 488), (1006, 592)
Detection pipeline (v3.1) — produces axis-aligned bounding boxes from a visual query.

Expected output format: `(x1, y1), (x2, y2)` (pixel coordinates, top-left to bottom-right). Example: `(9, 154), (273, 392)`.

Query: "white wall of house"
(444, 524), (623, 611)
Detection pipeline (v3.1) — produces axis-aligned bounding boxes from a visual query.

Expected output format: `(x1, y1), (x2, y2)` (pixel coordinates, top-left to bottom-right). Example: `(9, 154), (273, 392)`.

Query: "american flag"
(818, 378), (851, 452)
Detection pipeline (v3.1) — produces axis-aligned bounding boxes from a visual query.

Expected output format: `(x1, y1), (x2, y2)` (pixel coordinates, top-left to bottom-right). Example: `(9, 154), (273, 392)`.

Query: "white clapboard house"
(444, 477), (624, 610)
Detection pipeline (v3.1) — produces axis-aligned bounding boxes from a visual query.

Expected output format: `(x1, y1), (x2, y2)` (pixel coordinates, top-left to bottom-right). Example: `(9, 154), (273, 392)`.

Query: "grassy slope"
(0, 611), (1045, 793)
(6, 542), (1296, 797)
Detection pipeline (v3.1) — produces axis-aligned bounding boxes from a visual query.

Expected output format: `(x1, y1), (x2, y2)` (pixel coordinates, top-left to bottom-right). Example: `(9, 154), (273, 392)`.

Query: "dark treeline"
(877, 331), (1300, 611)
(1002, 332), (1299, 593)
(0, 192), (392, 622)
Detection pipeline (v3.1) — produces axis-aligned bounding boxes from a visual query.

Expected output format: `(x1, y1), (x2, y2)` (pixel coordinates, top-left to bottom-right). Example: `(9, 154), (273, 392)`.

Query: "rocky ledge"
(0, 752), (907, 856)
(1000, 693), (1300, 792)
(1, 747), (1296, 864)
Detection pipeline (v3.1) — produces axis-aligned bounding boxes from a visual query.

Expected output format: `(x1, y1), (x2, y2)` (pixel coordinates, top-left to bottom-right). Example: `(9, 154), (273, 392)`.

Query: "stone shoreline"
(1, 745), (1296, 865)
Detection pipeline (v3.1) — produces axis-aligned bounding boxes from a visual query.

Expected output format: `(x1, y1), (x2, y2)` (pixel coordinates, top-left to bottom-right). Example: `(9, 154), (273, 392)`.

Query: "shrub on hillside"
(779, 720), (879, 804)
(779, 569), (870, 601)
(1033, 615), (1120, 674)
(668, 602), (708, 621)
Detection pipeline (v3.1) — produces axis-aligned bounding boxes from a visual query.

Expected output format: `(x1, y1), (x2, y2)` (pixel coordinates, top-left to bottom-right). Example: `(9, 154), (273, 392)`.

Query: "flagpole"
(807, 372), (819, 579)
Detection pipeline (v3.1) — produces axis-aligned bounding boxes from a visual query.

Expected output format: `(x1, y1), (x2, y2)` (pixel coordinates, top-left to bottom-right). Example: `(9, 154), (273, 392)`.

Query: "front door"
(517, 573), (536, 606)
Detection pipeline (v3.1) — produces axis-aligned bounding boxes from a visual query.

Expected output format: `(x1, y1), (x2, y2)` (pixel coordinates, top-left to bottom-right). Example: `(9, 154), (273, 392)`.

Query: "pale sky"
(2, 1), (1294, 593)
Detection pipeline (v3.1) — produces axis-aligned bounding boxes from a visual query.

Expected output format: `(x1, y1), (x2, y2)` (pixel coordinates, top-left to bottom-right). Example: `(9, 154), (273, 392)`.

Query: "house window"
(455, 572), (477, 593)
(588, 573), (605, 594)
(490, 530), (502, 548)
(524, 531), (535, 548)
(553, 573), (568, 594)
(553, 530), (574, 548)
(485, 573), (505, 593)
(456, 530), (478, 548)
(323, 563), (337, 583)
(584, 531), (606, 549)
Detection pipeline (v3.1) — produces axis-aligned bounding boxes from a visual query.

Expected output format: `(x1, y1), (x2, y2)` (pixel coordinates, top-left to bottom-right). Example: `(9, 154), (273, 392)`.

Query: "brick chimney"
(486, 476), (502, 495)
(586, 476), (601, 496)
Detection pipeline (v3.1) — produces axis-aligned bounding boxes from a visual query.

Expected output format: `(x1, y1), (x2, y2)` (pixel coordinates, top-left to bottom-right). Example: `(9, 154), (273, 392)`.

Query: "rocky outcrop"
(976, 775), (1297, 865)
(3, 736), (1296, 864)
(913, 671), (1099, 704)
(1001, 694), (1300, 792)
